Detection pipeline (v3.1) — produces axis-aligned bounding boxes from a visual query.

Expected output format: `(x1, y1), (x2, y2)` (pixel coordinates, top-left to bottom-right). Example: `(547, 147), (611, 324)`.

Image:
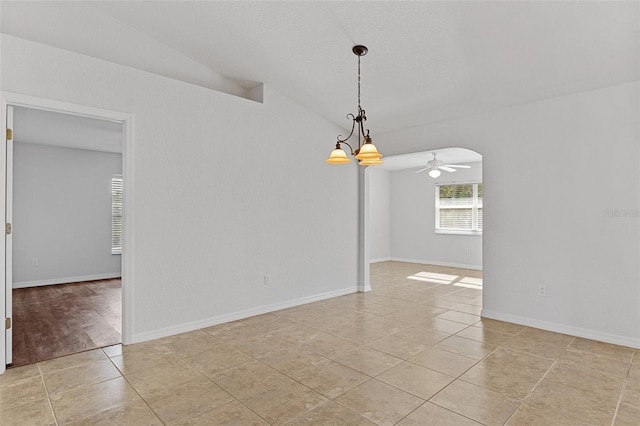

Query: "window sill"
(435, 230), (482, 236)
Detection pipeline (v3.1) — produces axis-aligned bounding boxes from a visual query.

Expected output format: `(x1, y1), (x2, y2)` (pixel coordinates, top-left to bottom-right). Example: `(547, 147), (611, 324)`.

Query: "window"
(111, 175), (123, 254)
(435, 182), (482, 235)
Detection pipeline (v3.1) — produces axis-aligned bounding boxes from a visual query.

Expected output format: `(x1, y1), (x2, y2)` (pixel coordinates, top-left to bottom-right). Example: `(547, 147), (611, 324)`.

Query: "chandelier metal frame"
(326, 45), (382, 166)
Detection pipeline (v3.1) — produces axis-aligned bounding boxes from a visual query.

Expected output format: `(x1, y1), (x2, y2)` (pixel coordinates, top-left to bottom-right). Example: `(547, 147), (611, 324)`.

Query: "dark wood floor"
(10, 279), (121, 368)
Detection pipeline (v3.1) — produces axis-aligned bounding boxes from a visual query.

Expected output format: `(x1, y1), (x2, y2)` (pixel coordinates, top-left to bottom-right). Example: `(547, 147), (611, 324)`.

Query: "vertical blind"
(111, 175), (123, 254)
(436, 183), (482, 233)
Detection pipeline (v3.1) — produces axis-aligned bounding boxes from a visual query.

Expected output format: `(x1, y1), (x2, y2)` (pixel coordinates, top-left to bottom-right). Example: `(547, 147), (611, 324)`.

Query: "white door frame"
(1, 92), (134, 374)
(4, 105), (13, 364)
(360, 166), (371, 293)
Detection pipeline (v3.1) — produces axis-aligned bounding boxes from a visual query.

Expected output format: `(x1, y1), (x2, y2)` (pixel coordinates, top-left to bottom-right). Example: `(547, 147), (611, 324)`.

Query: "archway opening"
(364, 147), (483, 304)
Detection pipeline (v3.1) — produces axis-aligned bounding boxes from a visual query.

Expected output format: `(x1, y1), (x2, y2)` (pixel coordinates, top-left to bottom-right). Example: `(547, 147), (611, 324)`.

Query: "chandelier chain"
(357, 54), (361, 111)
(326, 44), (382, 165)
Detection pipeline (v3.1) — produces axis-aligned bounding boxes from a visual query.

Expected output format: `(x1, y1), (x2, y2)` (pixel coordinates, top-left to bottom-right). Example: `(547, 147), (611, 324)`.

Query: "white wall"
(375, 82), (640, 347)
(1, 34), (359, 342)
(12, 143), (122, 287)
(1, 35), (637, 351)
(389, 162), (482, 269)
(366, 168), (391, 261)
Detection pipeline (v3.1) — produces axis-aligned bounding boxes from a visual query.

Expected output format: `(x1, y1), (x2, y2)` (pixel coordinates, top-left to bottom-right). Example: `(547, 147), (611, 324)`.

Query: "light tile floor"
(1, 261), (639, 425)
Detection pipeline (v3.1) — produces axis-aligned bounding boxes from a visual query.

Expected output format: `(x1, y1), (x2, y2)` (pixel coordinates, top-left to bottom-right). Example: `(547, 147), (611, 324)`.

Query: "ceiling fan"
(415, 153), (471, 178)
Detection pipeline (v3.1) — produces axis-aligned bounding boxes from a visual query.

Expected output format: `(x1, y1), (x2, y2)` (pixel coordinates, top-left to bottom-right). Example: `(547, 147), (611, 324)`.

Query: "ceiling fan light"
(326, 146), (351, 164)
(428, 169), (441, 178)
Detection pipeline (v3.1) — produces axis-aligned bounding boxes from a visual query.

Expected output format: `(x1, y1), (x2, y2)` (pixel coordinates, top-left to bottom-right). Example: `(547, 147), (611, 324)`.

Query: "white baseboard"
(13, 273), (122, 289)
(482, 309), (640, 349)
(369, 257), (392, 263)
(389, 257), (482, 271)
(132, 286), (359, 344)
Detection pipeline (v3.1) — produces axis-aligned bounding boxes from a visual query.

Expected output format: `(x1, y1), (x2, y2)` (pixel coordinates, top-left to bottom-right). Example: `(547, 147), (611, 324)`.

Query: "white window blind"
(436, 183), (482, 235)
(477, 183), (483, 231)
(111, 175), (123, 254)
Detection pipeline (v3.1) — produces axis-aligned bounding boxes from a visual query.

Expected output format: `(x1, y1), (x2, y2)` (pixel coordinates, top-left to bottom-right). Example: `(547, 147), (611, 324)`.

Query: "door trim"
(0, 92), (134, 374)
(4, 105), (13, 365)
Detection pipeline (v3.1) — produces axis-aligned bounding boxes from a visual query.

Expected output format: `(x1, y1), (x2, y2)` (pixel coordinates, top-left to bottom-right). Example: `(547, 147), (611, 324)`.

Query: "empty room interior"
(0, 1), (639, 425)
(10, 106), (123, 367)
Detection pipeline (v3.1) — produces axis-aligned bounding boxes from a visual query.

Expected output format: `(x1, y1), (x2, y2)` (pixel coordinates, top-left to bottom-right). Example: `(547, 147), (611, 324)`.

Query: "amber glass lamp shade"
(354, 138), (382, 161)
(359, 158), (383, 166)
(326, 145), (352, 164)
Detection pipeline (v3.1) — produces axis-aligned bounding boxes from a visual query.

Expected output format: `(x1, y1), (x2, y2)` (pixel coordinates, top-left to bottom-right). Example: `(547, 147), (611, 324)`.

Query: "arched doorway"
(363, 147), (483, 294)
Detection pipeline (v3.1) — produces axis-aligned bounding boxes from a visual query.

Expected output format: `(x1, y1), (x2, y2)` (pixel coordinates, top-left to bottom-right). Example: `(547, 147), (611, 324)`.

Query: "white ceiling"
(1, 1), (638, 159)
(380, 148), (481, 172)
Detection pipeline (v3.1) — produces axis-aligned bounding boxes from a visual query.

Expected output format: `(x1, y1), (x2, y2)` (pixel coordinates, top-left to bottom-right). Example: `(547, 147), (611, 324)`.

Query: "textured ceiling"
(380, 148), (482, 172)
(1, 1), (638, 138)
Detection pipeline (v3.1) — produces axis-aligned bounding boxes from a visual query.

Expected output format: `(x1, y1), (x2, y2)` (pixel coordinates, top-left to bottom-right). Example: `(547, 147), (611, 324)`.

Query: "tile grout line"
(40, 349), (162, 425)
(505, 357), (559, 425)
(397, 341), (499, 423)
(12, 262), (634, 425)
(610, 376), (627, 426)
(419, 330), (525, 425)
(102, 349), (167, 425)
(177, 398), (272, 426)
(203, 355), (318, 426)
(327, 375), (383, 424)
(397, 398), (483, 426)
(610, 351), (635, 426)
(37, 362), (60, 426)
(208, 328), (402, 425)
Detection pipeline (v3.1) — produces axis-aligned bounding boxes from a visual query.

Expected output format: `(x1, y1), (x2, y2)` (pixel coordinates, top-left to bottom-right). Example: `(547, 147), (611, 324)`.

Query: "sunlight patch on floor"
(407, 271), (459, 285)
(455, 276), (483, 289)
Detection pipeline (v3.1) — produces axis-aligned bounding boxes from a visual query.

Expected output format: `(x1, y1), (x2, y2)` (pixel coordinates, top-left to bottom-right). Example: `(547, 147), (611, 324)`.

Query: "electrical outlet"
(32, 258), (38, 267)
(538, 285), (547, 297)
(264, 275), (270, 286)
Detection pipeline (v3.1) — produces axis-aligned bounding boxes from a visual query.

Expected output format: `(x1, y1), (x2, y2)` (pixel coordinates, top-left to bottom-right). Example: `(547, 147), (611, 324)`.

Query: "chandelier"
(326, 45), (383, 166)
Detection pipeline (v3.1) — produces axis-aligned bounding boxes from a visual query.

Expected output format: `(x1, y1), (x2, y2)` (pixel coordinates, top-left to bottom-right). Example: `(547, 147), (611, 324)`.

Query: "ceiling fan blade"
(414, 167), (429, 174)
(445, 164), (471, 168)
(439, 166), (457, 172)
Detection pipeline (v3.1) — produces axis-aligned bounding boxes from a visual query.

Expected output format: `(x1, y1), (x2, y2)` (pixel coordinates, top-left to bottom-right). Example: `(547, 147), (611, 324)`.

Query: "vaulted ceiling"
(1, 1), (638, 137)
